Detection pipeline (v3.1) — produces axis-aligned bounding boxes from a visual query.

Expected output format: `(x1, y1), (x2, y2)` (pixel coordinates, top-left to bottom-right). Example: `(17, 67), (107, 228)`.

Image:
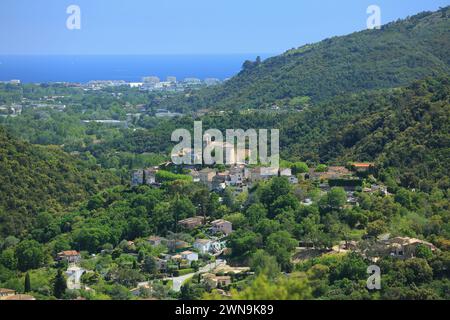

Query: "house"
(167, 239), (190, 251)
(308, 166), (353, 181)
(211, 219), (233, 235)
(147, 236), (165, 247)
(0, 288), (16, 298)
(371, 237), (437, 260)
(144, 167), (159, 185)
(171, 254), (183, 261)
(180, 251), (199, 264)
(178, 216), (205, 230)
(352, 163), (375, 173)
(202, 273), (232, 288)
(198, 168), (217, 189)
(279, 168), (292, 177)
(212, 174), (227, 191)
(193, 239), (214, 254)
(131, 168), (159, 187)
(229, 166), (246, 186)
(57, 250), (81, 264)
(249, 167), (278, 183)
(131, 170), (144, 187)
(0, 294), (36, 300)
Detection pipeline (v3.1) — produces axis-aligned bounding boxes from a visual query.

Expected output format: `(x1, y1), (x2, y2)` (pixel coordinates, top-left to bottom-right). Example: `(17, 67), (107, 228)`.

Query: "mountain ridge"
(157, 6), (450, 112)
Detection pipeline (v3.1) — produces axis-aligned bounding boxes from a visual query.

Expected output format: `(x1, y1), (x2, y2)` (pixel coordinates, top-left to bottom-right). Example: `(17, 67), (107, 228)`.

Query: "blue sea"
(0, 54), (272, 84)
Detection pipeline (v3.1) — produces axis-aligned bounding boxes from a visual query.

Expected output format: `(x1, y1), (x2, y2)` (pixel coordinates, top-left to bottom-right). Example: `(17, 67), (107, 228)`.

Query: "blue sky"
(0, 0), (449, 54)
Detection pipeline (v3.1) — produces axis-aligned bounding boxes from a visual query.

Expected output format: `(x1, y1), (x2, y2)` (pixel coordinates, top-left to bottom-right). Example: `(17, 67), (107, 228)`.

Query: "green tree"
(245, 203), (268, 226)
(266, 231), (298, 272)
(327, 187), (347, 210)
(206, 273), (312, 300)
(250, 249), (280, 278)
(53, 269), (67, 299)
(15, 240), (46, 272)
(0, 247), (17, 270)
(228, 230), (262, 258)
(366, 220), (387, 238)
(142, 256), (157, 274)
(415, 244), (433, 260)
(291, 162), (309, 175)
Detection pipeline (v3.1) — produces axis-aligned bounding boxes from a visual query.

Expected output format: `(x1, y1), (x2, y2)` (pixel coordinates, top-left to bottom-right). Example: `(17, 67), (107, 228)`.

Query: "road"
(167, 260), (226, 292)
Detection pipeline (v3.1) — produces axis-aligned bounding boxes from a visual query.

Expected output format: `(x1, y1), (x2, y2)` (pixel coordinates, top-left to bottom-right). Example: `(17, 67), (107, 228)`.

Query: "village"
(0, 157), (437, 301)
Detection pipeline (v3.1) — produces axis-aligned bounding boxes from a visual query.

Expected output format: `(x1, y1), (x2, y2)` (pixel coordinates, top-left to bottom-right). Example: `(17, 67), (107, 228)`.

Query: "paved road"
(167, 260), (226, 292)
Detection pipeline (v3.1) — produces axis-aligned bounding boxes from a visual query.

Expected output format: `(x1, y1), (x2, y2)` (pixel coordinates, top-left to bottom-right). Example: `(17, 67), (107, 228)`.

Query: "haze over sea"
(0, 54), (272, 84)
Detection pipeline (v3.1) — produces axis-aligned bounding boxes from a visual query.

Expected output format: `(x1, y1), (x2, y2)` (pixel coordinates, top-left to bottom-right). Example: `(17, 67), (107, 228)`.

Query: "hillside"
(0, 127), (119, 237)
(277, 76), (450, 191)
(158, 7), (449, 112)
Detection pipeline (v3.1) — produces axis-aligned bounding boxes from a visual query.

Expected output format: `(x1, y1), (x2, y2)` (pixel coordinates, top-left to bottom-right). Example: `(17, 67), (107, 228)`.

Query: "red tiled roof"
(58, 250), (80, 256)
(353, 163), (374, 168)
(2, 294), (35, 300)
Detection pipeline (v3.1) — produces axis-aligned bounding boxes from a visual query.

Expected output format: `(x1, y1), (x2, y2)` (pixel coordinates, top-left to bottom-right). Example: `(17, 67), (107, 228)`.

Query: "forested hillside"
(0, 127), (119, 237)
(278, 76), (450, 191)
(156, 7), (449, 112)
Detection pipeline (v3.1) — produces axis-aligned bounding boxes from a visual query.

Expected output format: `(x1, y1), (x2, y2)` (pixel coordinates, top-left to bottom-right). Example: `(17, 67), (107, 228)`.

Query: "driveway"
(166, 259), (226, 292)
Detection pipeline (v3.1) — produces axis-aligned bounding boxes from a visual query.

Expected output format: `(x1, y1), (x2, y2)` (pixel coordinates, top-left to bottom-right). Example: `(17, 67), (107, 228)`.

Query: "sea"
(0, 54), (272, 84)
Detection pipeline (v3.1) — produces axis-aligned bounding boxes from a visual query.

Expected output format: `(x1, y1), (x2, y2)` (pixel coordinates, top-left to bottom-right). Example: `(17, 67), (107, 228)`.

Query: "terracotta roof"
(1, 294), (35, 300)
(353, 163), (374, 168)
(0, 288), (15, 294)
(58, 250), (80, 256)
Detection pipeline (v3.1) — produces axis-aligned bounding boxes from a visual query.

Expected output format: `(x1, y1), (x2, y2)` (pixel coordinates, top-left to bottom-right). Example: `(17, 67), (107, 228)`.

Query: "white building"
(193, 239), (214, 254)
(128, 82), (143, 88)
(180, 251), (199, 264)
(66, 266), (86, 290)
(280, 168), (292, 176)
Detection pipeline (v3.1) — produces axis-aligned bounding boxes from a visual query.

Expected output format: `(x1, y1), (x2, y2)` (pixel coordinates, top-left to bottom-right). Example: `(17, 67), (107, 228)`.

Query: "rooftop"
(353, 163), (374, 168)
(58, 250), (80, 256)
(0, 288), (15, 294)
(212, 219), (231, 225)
(195, 239), (213, 244)
(1, 294), (35, 300)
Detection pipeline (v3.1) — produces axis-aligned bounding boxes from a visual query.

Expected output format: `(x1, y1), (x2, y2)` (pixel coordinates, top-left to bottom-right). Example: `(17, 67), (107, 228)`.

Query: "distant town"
(0, 76), (225, 92)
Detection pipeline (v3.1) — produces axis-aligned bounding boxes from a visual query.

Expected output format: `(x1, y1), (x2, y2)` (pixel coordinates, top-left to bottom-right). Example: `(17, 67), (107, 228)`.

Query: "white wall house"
(193, 239), (213, 254)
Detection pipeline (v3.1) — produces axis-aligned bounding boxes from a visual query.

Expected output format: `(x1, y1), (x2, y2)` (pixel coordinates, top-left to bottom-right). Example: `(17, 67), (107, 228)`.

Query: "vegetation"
(0, 6), (448, 300)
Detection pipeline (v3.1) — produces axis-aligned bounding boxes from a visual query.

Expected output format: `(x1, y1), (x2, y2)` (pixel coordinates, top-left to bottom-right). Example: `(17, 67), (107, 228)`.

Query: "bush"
(175, 268), (195, 276)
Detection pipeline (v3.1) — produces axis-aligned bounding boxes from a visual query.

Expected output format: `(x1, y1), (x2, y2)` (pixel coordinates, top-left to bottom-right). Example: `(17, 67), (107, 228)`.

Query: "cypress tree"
(53, 269), (67, 299)
(24, 272), (31, 293)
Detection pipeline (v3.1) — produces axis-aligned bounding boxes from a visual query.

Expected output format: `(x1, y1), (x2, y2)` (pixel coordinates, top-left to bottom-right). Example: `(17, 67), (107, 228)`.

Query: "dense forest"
(0, 127), (119, 238)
